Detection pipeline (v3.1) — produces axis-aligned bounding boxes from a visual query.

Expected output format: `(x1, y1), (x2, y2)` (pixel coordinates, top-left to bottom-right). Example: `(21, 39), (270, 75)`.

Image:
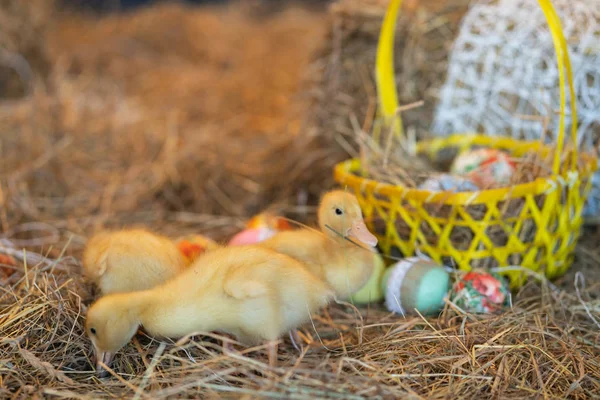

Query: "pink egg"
(228, 228), (277, 246)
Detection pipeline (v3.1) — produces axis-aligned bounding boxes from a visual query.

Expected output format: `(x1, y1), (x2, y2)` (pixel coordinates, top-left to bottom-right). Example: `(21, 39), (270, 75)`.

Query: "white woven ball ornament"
(432, 0), (600, 217)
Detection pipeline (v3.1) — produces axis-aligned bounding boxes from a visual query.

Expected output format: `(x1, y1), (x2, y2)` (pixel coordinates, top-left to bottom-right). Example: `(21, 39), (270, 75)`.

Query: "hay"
(1, 226), (599, 398)
(309, 0), (472, 150)
(0, 1), (332, 235)
(0, 0), (56, 98)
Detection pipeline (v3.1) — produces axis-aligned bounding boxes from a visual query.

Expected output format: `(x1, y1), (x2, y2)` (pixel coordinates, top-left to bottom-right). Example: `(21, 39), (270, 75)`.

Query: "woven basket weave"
(334, 0), (597, 287)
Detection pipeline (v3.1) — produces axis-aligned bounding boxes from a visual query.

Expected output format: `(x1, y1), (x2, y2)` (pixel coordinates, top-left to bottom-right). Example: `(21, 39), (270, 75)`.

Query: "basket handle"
(538, 0), (578, 173)
(375, 0), (403, 139)
(375, 0), (579, 173)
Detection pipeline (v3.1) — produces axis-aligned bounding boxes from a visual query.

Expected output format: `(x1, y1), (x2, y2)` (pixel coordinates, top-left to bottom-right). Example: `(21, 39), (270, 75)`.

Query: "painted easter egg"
(175, 234), (218, 265)
(349, 252), (386, 304)
(450, 271), (510, 313)
(451, 148), (515, 187)
(383, 256), (450, 316)
(418, 174), (479, 192)
(228, 228), (278, 246)
(228, 212), (292, 246)
(246, 213), (291, 231)
(0, 254), (17, 282)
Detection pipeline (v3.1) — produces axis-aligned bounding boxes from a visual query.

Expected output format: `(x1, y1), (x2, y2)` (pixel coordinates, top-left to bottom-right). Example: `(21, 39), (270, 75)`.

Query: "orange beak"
(94, 348), (115, 377)
(348, 220), (378, 247)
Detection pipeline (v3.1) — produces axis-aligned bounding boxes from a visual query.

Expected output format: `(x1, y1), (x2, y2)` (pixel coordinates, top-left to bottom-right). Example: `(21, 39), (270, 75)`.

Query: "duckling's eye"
(90, 328), (97, 335)
(335, 208), (343, 215)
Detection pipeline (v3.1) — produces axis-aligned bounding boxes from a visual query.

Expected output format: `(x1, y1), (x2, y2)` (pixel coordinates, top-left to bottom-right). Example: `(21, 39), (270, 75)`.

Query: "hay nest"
(1, 225), (599, 398)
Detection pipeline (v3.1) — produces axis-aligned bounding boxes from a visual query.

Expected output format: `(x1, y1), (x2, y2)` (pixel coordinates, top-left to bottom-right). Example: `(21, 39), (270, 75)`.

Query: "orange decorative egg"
(175, 234), (218, 265)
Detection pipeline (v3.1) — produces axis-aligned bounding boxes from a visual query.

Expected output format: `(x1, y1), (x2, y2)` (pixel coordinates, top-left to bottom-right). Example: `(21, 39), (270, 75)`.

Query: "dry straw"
(309, 0), (472, 147)
(1, 225), (599, 398)
(0, 0), (334, 234)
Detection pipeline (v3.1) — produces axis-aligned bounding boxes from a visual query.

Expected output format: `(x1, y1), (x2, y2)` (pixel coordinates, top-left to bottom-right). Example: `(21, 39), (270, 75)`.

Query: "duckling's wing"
(223, 267), (269, 299)
(95, 251), (109, 277)
(83, 244), (110, 279)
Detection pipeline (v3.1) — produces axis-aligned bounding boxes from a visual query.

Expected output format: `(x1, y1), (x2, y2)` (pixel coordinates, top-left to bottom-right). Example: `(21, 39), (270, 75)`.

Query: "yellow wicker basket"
(333, 0), (598, 287)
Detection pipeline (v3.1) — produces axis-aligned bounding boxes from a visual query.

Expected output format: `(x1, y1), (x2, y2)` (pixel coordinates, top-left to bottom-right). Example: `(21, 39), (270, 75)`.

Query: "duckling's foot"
(289, 329), (303, 353)
(267, 340), (278, 367)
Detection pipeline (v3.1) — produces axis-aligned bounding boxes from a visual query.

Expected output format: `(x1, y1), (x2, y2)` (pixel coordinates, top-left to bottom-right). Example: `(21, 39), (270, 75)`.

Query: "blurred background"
(3, 0), (464, 245)
(12, 0), (592, 249)
(62, 0), (332, 13)
(0, 0), (340, 242)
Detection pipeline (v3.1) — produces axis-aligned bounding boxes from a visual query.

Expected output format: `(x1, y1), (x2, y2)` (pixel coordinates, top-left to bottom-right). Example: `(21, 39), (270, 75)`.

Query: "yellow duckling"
(260, 190), (378, 299)
(82, 228), (187, 295)
(85, 245), (333, 371)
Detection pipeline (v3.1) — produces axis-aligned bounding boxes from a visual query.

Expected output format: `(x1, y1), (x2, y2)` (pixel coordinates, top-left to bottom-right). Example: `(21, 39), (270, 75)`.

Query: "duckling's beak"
(94, 348), (114, 376)
(348, 220), (378, 247)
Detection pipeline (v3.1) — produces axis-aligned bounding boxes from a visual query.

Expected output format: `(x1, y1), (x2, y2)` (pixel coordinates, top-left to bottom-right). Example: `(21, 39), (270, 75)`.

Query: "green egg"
(384, 258), (451, 316)
(349, 253), (386, 304)
(381, 265), (394, 294)
(413, 267), (450, 315)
